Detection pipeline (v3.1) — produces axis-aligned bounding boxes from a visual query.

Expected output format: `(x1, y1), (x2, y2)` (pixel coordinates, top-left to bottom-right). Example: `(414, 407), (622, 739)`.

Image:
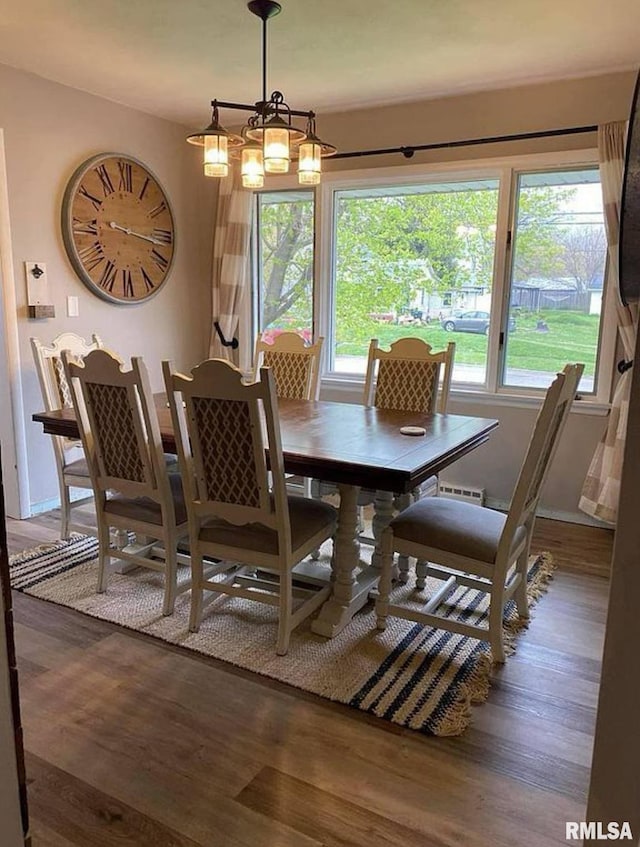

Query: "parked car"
(440, 310), (516, 335)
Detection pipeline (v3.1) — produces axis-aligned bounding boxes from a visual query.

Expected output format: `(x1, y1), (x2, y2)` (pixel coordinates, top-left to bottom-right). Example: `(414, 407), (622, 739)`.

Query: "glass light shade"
(204, 134), (228, 177)
(241, 146), (265, 188)
(263, 126), (290, 173)
(297, 141), (322, 185)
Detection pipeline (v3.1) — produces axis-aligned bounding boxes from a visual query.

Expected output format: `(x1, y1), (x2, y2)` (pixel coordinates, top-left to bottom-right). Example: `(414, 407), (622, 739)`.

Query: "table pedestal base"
(312, 483), (383, 638)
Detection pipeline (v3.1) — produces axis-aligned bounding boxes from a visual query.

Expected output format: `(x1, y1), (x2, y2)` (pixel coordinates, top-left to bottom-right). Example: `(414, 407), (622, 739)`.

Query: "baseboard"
(485, 497), (613, 528)
(29, 490), (91, 518)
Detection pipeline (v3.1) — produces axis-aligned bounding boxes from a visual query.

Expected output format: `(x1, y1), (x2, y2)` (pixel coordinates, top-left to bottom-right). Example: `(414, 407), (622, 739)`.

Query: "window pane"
(332, 180), (500, 383)
(503, 169), (606, 392)
(255, 190), (314, 343)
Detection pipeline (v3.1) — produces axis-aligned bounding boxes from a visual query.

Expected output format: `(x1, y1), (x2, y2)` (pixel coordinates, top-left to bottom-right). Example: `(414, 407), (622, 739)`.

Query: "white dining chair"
(163, 357), (337, 655)
(375, 363), (584, 663)
(254, 331), (324, 497)
(31, 332), (104, 538)
(313, 337), (455, 571)
(63, 349), (190, 615)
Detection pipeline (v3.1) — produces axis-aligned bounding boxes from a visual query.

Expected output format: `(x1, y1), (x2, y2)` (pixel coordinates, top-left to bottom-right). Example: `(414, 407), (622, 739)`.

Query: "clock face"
(61, 153), (175, 304)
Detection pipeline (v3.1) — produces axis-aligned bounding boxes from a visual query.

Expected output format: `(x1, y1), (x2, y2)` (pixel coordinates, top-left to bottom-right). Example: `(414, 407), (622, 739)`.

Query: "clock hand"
(109, 221), (162, 245)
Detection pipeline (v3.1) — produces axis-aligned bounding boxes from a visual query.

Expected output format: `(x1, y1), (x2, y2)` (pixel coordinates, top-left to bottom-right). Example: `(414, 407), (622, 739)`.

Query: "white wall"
(0, 63), (217, 516)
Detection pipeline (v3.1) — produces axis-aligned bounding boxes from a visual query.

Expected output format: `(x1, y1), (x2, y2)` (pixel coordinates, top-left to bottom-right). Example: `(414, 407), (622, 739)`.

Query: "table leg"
(112, 529), (138, 574)
(394, 492), (413, 583)
(312, 483), (379, 638)
(371, 489), (395, 570)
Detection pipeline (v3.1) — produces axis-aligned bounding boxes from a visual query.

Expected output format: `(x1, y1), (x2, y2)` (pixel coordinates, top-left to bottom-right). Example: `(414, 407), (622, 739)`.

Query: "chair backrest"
(499, 363), (584, 558)
(254, 332), (324, 401)
(31, 332), (103, 412)
(63, 349), (170, 505)
(164, 358), (292, 553)
(363, 337), (455, 414)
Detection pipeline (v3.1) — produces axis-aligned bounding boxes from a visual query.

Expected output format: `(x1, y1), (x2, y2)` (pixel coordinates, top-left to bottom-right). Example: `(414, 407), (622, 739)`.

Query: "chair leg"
(163, 544), (178, 616)
(96, 520), (111, 594)
(488, 582), (506, 664)
(276, 571), (293, 656)
(59, 480), (72, 540)
(189, 551), (204, 632)
(375, 527), (395, 630)
(514, 548), (530, 619)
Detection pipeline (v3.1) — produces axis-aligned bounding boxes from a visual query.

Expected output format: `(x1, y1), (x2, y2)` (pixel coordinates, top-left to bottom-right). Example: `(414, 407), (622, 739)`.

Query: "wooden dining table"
(33, 397), (498, 637)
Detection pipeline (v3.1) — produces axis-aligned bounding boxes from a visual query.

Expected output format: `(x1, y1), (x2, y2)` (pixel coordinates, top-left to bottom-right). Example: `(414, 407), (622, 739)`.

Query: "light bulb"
(241, 146), (265, 188)
(264, 126), (290, 173)
(298, 141), (322, 185)
(204, 135), (228, 177)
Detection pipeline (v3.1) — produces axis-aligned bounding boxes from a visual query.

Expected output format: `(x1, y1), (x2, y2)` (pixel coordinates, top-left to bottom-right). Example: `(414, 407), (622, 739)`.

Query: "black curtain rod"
(332, 124), (598, 161)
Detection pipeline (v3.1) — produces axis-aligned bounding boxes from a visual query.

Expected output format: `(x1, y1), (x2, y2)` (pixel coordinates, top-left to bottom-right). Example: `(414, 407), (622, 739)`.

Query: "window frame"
(248, 147), (615, 409)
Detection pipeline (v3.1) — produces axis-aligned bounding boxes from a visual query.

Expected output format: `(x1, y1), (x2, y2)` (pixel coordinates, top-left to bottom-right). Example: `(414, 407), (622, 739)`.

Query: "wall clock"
(61, 153), (175, 304)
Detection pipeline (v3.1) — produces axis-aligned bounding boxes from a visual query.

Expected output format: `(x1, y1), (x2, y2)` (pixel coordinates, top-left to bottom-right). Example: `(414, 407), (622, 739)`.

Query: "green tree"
(259, 195), (313, 328)
(257, 183), (574, 338)
(333, 187), (500, 340)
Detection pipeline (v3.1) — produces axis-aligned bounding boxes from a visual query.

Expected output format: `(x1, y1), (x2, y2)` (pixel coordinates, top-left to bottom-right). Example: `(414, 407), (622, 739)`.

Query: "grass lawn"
(335, 311), (598, 377)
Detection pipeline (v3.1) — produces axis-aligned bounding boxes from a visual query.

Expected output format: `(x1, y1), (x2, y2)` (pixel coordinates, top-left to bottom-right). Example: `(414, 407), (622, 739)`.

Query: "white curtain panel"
(209, 170), (252, 361)
(580, 121), (638, 524)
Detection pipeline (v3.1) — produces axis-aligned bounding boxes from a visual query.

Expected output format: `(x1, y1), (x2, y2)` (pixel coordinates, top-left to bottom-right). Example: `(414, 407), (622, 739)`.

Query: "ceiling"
(1, 0), (638, 129)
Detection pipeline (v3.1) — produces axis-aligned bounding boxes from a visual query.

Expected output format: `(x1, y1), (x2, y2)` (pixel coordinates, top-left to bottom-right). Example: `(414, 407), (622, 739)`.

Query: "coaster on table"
(400, 425), (426, 436)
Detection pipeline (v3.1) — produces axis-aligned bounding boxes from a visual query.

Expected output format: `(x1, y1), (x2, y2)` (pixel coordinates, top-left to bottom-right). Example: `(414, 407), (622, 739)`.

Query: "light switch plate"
(67, 295), (79, 317)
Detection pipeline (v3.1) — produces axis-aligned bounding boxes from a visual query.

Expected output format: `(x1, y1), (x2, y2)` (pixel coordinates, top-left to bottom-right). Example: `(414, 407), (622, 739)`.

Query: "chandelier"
(187, 0), (336, 188)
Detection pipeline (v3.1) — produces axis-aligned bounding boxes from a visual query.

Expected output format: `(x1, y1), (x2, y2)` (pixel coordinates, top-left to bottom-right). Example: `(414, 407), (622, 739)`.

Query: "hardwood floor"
(7, 510), (613, 847)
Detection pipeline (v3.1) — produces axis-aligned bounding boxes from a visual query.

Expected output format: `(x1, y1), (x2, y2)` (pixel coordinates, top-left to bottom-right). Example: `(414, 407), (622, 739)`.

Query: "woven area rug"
(10, 535), (555, 736)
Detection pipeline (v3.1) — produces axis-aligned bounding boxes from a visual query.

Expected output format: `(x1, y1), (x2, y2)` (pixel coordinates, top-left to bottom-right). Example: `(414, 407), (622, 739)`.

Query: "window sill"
(320, 375), (611, 416)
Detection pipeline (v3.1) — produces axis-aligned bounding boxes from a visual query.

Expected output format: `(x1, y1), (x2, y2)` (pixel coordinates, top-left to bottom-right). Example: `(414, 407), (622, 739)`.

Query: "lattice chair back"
(31, 332), (105, 452)
(364, 337), (455, 414)
(31, 332), (104, 412)
(499, 363), (584, 558)
(164, 358), (292, 550)
(254, 332), (324, 400)
(63, 349), (167, 501)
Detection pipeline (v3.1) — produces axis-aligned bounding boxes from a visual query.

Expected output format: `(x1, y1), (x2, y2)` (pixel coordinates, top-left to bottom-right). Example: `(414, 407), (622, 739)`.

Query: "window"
(502, 168), (606, 392)
(250, 153), (612, 401)
(254, 190), (314, 343)
(331, 180), (499, 382)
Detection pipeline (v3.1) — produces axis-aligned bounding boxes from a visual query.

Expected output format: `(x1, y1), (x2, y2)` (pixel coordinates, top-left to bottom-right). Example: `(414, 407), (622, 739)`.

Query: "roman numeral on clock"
(151, 249), (169, 272)
(152, 228), (172, 245)
(78, 241), (104, 272)
(148, 200), (167, 219)
(139, 177), (150, 200)
(97, 260), (117, 291)
(117, 161), (133, 193)
(95, 164), (115, 197)
(79, 185), (103, 211)
(141, 266), (155, 292)
(122, 268), (134, 297)
(72, 217), (98, 235)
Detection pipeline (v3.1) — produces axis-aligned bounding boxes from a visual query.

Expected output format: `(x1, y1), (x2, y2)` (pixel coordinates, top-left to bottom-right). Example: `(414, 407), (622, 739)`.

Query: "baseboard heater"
(437, 482), (486, 506)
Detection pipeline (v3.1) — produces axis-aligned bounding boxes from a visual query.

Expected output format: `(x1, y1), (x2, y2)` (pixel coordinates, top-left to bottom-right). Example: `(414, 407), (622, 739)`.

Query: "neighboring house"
(512, 276), (602, 312)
